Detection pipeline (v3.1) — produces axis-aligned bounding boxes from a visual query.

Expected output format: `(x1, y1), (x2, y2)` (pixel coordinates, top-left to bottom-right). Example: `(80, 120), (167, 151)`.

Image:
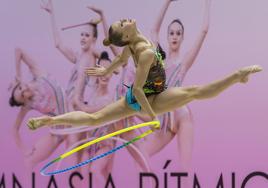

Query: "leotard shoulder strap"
(129, 40), (164, 67)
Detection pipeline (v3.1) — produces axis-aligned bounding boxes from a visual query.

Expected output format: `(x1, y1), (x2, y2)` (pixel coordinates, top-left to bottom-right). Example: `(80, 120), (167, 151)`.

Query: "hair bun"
(100, 51), (110, 60)
(97, 51), (111, 65)
(103, 38), (111, 46)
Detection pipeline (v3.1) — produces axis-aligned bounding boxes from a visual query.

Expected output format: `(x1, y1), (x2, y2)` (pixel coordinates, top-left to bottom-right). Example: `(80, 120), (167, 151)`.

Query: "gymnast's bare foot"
(237, 65), (262, 83)
(27, 116), (52, 130)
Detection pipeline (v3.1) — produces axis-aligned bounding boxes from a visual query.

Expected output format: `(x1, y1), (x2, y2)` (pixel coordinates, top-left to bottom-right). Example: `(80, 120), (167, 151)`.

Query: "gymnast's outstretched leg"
(27, 65), (262, 129)
(28, 97), (137, 129)
(151, 65), (262, 114)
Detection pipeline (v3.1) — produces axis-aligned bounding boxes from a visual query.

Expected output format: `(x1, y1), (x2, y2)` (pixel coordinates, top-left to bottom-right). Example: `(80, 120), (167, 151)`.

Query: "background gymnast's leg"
(24, 134), (64, 169)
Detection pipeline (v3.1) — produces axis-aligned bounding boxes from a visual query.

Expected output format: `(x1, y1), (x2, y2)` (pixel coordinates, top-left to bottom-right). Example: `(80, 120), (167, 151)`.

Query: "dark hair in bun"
(9, 83), (24, 107)
(97, 51), (111, 65)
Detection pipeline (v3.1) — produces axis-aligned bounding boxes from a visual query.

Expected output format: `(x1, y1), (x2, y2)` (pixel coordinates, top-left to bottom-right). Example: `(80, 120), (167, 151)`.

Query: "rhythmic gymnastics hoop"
(55, 136), (151, 173)
(41, 121), (160, 176)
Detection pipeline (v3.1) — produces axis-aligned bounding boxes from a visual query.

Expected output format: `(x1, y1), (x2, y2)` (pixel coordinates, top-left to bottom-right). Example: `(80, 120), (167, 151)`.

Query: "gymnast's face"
(80, 25), (96, 51)
(167, 22), (184, 51)
(112, 19), (137, 43)
(97, 59), (112, 86)
(13, 83), (32, 104)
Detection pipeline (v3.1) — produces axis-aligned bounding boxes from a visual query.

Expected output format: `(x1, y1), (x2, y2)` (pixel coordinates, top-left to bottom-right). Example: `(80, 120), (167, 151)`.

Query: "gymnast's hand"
(85, 65), (107, 76)
(40, 0), (53, 14)
(8, 77), (20, 92)
(87, 5), (103, 17)
(150, 116), (161, 131)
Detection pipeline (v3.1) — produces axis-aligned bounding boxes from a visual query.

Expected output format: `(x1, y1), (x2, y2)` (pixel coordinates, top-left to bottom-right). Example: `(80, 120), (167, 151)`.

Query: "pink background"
(1, 0), (268, 187)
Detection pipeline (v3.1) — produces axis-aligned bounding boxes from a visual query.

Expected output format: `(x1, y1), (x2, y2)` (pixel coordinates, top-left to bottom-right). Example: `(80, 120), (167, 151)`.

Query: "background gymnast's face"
(112, 19), (137, 42)
(13, 83), (31, 104)
(97, 59), (112, 86)
(80, 25), (96, 51)
(167, 22), (184, 51)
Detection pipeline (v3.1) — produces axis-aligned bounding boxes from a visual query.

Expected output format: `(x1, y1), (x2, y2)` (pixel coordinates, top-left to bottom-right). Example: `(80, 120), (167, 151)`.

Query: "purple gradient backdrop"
(1, 0), (268, 187)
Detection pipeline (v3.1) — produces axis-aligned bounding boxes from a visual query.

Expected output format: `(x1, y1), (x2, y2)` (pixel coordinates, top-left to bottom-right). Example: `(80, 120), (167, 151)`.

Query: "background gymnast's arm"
(151, 0), (177, 45)
(15, 48), (45, 79)
(41, 0), (77, 64)
(88, 5), (120, 57)
(12, 107), (30, 155)
(88, 5), (122, 74)
(179, 0), (212, 81)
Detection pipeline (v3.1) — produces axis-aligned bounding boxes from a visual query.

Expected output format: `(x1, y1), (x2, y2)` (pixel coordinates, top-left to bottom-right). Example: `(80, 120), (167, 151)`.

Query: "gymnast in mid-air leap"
(27, 19), (262, 130)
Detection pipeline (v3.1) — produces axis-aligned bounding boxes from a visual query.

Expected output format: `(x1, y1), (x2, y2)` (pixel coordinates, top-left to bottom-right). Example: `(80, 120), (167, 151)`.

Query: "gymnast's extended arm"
(85, 46), (130, 76)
